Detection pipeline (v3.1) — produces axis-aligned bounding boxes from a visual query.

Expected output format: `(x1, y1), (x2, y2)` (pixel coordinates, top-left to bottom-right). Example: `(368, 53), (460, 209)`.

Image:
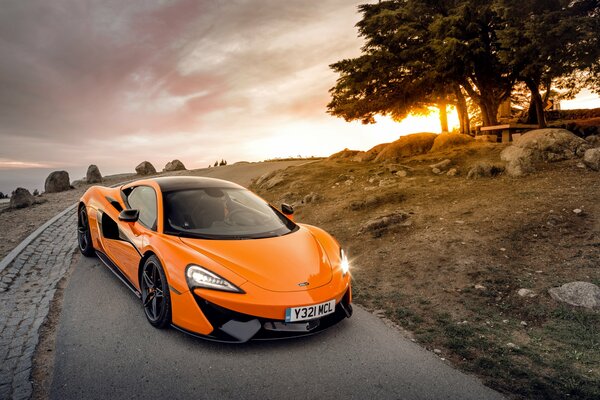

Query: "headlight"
(340, 249), (350, 277)
(186, 265), (244, 293)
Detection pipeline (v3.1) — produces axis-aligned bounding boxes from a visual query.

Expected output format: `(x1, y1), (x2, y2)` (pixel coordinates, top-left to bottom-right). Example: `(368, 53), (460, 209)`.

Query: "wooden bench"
(479, 124), (538, 143)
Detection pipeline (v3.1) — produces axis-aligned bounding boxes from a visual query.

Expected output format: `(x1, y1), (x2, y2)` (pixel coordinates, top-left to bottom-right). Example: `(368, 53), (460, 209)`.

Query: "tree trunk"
(525, 79), (547, 128)
(454, 86), (470, 135)
(438, 102), (449, 133)
(526, 96), (537, 124)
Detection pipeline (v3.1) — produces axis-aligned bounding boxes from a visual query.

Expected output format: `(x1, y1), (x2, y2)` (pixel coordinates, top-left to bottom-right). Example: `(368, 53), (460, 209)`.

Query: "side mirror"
(119, 209), (139, 222)
(281, 203), (294, 217)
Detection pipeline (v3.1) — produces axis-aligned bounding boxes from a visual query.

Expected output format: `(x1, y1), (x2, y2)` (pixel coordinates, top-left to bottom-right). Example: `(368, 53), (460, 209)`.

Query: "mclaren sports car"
(77, 176), (352, 342)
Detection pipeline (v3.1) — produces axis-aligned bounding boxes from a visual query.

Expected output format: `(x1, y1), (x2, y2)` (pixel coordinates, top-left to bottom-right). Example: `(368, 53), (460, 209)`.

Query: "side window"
(127, 186), (157, 230)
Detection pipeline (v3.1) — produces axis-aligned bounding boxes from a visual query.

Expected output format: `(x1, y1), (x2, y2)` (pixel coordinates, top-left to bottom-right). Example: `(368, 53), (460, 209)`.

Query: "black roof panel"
(150, 176), (244, 192)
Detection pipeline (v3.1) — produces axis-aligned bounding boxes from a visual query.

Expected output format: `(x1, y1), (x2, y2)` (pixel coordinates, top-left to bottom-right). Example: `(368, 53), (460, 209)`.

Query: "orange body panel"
(79, 177), (352, 338)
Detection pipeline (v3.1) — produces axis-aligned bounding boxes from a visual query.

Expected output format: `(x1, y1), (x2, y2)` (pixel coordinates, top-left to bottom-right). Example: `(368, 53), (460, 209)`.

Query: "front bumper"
(172, 286), (352, 343)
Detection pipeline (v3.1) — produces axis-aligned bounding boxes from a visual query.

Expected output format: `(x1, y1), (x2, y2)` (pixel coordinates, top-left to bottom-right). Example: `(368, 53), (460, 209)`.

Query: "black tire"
(140, 255), (172, 329)
(77, 205), (95, 257)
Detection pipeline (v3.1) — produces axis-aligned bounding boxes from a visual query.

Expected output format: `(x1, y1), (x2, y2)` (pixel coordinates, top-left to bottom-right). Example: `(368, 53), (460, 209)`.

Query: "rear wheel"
(77, 206), (95, 257)
(141, 256), (172, 328)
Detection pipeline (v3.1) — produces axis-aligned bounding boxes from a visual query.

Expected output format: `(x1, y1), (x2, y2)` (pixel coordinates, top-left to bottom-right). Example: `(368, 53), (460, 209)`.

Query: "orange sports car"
(77, 176), (352, 342)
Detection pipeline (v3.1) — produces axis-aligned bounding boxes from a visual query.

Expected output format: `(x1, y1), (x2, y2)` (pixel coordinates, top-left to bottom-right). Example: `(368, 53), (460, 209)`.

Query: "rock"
(573, 208), (583, 215)
(328, 148), (362, 160)
(265, 175), (285, 189)
(520, 321), (528, 327)
(358, 211), (409, 237)
(378, 178), (396, 187)
(548, 281), (600, 310)
(396, 170), (409, 177)
(585, 135), (600, 148)
(86, 164), (102, 183)
(466, 162), (504, 179)
(135, 161), (157, 175)
(44, 171), (70, 193)
(163, 159), (186, 172)
(517, 288), (536, 298)
(374, 133), (437, 162)
(446, 168), (458, 177)
(582, 148), (600, 171)
(474, 284), (486, 290)
(429, 159), (452, 171)
(430, 133), (474, 152)
(9, 187), (35, 209)
(254, 171), (274, 187)
(433, 349), (442, 354)
(431, 168), (442, 175)
(352, 143), (390, 162)
(506, 342), (519, 349)
(500, 146), (534, 176)
(501, 128), (590, 176)
(303, 192), (322, 204)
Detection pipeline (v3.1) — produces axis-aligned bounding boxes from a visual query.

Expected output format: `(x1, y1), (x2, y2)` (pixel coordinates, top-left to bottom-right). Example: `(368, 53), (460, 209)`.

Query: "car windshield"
(163, 187), (297, 239)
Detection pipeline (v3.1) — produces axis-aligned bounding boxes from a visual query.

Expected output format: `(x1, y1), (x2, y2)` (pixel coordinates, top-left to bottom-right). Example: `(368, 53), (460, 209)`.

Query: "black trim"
(183, 288), (352, 343)
(169, 284), (182, 295)
(105, 196), (123, 212)
(95, 250), (141, 298)
(118, 228), (143, 258)
(153, 176), (244, 192)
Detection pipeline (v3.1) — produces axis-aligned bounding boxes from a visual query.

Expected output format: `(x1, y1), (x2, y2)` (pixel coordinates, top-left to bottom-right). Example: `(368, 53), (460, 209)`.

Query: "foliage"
(494, 0), (600, 126)
(328, 0), (600, 130)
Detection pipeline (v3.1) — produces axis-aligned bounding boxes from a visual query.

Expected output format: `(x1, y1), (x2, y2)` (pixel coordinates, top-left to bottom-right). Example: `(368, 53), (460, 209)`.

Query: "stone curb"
(0, 203), (77, 274)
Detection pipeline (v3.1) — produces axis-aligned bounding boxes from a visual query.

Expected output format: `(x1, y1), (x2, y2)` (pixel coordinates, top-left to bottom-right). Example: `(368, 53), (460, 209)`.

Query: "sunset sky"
(1, 0), (599, 178)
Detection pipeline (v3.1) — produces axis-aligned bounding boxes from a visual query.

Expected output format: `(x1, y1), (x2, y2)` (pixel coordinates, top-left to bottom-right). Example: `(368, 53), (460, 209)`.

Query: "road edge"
(0, 203), (77, 274)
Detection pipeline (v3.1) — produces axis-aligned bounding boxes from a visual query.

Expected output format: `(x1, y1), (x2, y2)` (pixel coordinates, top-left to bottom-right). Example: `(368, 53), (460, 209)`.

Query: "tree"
(214, 161), (218, 167)
(495, 0), (600, 127)
(328, 1), (467, 133)
(328, 0), (515, 131)
(219, 159), (227, 166)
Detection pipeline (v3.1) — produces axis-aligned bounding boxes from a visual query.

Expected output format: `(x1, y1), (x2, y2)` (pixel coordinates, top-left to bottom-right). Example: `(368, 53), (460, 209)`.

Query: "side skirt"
(95, 250), (141, 299)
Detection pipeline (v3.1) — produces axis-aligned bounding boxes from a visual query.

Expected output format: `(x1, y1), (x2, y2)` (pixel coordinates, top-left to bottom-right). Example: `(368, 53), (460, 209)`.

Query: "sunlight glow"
(0, 160), (52, 169)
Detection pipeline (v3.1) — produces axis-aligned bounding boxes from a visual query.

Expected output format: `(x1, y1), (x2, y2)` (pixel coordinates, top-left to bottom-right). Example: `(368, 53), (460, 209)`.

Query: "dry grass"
(252, 143), (600, 399)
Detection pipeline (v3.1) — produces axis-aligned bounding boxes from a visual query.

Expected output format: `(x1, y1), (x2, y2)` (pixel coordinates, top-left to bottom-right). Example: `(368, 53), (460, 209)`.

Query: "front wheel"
(141, 256), (172, 329)
(77, 206), (95, 257)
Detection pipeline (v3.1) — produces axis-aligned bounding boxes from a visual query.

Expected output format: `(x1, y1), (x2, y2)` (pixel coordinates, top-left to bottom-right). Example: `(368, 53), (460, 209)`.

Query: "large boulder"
(548, 282), (600, 310)
(583, 148), (600, 171)
(374, 133), (437, 162)
(44, 171), (70, 193)
(430, 133), (474, 152)
(163, 159), (186, 172)
(86, 164), (102, 183)
(586, 135), (600, 148)
(352, 143), (390, 162)
(501, 128), (590, 176)
(328, 148), (362, 160)
(9, 188), (35, 209)
(135, 161), (156, 175)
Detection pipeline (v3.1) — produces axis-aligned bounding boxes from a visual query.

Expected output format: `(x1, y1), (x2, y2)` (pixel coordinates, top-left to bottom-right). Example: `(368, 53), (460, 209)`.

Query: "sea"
(0, 167), (89, 196)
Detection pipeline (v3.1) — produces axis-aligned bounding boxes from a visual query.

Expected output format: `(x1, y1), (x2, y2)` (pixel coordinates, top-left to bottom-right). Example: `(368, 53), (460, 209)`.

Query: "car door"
(103, 185), (157, 289)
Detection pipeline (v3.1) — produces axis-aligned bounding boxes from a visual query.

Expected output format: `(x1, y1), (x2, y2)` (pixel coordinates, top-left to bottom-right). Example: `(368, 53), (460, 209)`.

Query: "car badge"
(297, 281), (310, 287)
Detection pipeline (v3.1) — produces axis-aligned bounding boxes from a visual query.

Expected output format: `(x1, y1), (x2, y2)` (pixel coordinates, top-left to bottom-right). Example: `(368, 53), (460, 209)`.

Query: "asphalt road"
(50, 255), (504, 400)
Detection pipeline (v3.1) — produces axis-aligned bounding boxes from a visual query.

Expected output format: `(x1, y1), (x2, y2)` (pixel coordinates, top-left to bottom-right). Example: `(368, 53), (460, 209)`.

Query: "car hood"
(179, 228), (333, 292)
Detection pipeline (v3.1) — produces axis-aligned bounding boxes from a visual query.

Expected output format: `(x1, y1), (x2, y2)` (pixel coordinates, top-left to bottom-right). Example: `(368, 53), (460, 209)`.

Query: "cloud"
(0, 0), (367, 170)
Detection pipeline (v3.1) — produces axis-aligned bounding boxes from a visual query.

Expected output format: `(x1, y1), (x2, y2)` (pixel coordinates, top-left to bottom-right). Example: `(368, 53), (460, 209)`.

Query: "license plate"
(285, 299), (336, 322)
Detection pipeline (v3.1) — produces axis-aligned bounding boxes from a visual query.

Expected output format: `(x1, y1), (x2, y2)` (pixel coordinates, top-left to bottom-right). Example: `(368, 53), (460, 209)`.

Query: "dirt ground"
(251, 142), (599, 399)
